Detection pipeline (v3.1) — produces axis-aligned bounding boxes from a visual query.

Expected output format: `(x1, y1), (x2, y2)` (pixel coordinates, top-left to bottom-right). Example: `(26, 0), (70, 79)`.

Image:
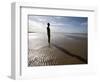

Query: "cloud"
(29, 20), (46, 33)
(28, 15), (88, 33)
(81, 22), (87, 27)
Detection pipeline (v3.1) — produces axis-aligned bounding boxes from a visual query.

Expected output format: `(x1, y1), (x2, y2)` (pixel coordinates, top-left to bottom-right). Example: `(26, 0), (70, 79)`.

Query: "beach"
(28, 32), (88, 66)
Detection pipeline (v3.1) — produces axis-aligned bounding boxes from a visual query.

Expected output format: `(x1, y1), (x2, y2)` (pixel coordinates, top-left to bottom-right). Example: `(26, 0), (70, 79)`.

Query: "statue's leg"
(48, 35), (51, 47)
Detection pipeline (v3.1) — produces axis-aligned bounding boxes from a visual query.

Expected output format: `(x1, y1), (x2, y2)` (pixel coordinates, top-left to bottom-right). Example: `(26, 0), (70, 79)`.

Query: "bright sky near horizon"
(28, 15), (88, 33)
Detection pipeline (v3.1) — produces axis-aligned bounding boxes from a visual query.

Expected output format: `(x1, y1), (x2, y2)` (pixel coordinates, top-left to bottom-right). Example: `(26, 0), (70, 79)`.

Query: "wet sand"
(28, 33), (88, 66)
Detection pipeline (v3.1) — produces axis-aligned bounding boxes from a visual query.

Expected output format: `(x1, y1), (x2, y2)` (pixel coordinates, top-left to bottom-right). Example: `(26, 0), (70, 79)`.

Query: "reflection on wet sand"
(28, 33), (87, 66)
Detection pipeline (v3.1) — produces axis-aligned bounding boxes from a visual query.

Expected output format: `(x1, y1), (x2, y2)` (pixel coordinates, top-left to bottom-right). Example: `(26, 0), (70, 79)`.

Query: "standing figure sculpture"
(47, 23), (51, 47)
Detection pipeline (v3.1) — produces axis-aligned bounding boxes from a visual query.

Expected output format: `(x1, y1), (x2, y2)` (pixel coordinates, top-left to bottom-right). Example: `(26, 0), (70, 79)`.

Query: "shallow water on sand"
(28, 33), (87, 66)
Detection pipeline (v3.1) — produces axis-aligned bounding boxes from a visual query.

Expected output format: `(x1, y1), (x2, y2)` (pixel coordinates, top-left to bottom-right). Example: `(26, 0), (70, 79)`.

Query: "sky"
(28, 15), (88, 33)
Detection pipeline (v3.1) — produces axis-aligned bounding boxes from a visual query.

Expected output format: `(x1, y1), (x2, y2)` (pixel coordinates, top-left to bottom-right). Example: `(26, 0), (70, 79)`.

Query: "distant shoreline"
(28, 32), (87, 34)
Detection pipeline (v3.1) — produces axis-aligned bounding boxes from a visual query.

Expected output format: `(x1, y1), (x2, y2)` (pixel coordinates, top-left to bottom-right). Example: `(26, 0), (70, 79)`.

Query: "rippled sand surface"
(28, 33), (87, 66)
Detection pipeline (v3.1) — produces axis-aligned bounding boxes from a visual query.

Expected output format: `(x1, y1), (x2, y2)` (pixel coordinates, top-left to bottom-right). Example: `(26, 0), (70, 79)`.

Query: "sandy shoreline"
(28, 33), (87, 66)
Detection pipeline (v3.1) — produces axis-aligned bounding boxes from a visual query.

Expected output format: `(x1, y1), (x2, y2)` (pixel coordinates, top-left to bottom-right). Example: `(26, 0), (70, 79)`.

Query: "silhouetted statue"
(47, 23), (51, 47)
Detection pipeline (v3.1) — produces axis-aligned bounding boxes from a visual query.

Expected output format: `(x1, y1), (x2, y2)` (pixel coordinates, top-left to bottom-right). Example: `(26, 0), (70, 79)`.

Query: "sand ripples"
(28, 45), (84, 66)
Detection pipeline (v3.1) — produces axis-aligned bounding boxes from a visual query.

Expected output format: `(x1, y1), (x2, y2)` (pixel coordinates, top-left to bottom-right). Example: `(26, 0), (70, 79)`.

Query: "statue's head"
(47, 23), (50, 26)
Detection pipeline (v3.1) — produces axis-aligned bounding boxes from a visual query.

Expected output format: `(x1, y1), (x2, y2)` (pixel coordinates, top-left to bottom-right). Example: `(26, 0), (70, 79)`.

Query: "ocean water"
(28, 32), (87, 40)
